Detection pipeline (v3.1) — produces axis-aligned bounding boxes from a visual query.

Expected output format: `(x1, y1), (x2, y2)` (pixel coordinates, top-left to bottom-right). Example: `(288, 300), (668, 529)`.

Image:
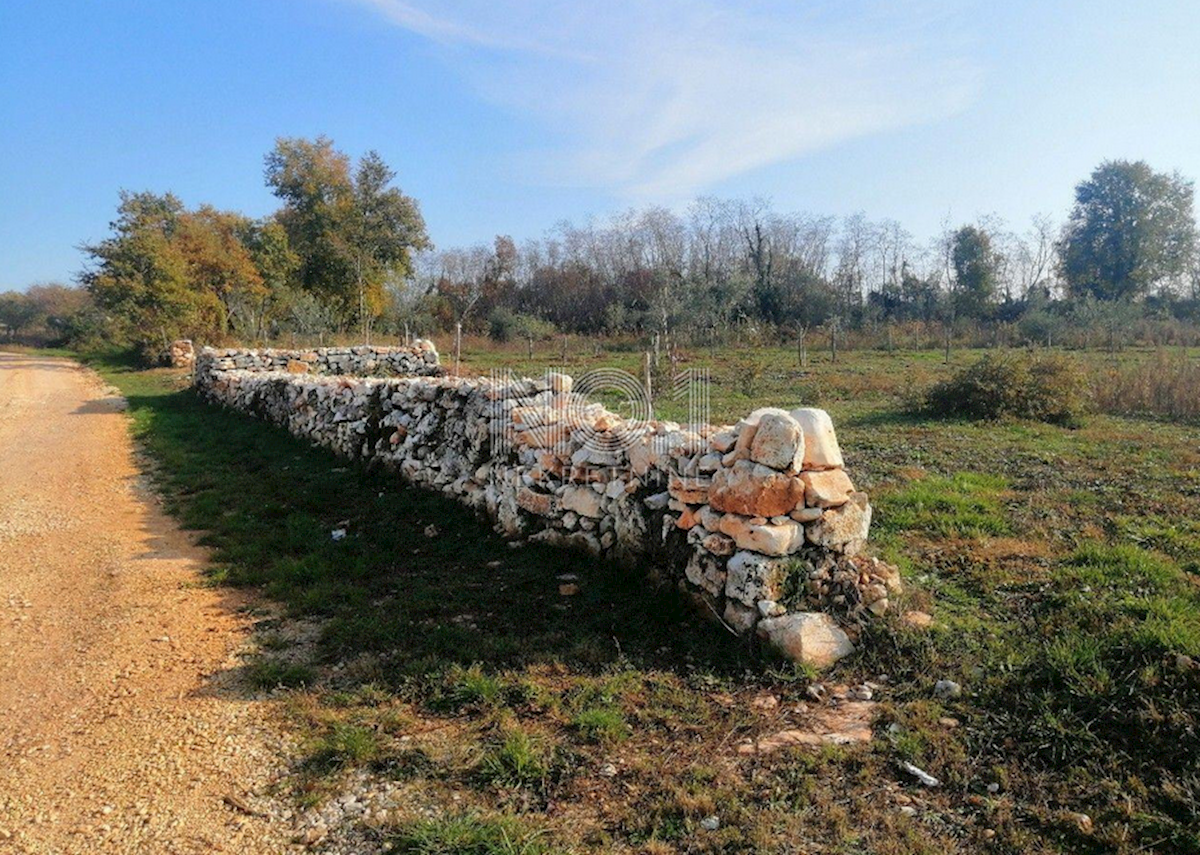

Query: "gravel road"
(0, 353), (295, 853)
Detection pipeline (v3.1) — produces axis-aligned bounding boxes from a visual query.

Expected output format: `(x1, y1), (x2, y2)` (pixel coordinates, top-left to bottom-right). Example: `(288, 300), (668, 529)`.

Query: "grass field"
(80, 342), (1200, 854)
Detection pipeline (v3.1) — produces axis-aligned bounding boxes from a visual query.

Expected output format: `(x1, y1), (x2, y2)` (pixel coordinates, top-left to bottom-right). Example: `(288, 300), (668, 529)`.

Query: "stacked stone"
(194, 342), (443, 386)
(195, 347), (899, 668)
(166, 339), (195, 369)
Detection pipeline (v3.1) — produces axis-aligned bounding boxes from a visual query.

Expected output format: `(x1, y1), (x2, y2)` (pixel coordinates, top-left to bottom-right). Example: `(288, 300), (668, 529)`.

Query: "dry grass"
(1092, 349), (1200, 423)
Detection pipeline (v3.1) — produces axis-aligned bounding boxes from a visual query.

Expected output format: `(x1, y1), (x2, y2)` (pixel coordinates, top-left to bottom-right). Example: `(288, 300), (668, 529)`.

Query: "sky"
(2, 0), (1200, 289)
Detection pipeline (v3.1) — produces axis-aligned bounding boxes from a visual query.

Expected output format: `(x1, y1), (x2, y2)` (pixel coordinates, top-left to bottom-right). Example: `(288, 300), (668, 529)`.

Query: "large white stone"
(800, 469), (854, 508)
(757, 612), (855, 668)
(789, 408), (844, 470)
(750, 412), (805, 472)
(718, 514), (805, 556)
(561, 485), (603, 518)
(728, 407), (791, 462)
(685, 551), (727, 596)
(806, 492), (871, 554)
(725, 551), (787, 606)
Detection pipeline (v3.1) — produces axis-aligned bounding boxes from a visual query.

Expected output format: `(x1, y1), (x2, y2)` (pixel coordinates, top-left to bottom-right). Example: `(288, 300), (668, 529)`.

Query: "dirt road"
(0, 353), (293, 853)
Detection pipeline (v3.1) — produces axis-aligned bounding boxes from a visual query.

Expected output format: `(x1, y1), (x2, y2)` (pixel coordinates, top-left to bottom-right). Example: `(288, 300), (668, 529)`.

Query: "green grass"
(874, 471), (1012, 539)
(246, 658), (315, 689)
(477, 728), (558, 793)
(388, 814), (560, 855)
(570, 706), (629, 745)
(76, 344), (1200, 854)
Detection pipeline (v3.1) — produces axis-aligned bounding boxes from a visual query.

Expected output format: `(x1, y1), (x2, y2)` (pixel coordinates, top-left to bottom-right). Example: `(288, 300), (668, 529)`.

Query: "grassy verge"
(76, 346), (1200, 854)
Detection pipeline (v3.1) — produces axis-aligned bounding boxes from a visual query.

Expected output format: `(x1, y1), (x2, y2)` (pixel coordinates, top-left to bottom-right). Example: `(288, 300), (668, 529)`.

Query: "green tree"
(175, 205), (265, 334)
(265, 137), (429, 334)
(234, 218), (298, 340)
(264, 136), (353, 316)
(80, 191), (224, 355)
(1059, 160), (1197, 301)
(950, 225), (999, 319)
(347, 150), (430, 336)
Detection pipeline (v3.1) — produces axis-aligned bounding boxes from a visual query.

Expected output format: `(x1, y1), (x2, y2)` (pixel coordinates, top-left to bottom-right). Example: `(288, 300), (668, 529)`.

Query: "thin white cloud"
(346, 0), (980, 198)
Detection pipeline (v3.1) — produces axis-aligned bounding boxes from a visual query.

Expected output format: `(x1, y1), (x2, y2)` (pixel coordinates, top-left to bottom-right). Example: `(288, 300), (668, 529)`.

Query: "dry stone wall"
(195, 344), (443, 384)
(194, 343), (899, 667)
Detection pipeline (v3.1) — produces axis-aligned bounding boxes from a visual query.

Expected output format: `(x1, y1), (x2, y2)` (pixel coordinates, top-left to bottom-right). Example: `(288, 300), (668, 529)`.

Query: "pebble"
(933, 679), (962, 699)
(850, 684), (873, 701)
(700, 815), (720, 831)
(900, 761), (940, 787)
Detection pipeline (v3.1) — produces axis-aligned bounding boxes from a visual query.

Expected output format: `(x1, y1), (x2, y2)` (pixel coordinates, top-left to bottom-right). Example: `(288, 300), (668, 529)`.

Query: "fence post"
(643, 352), (653, 407)
(455, 322), (462, 374)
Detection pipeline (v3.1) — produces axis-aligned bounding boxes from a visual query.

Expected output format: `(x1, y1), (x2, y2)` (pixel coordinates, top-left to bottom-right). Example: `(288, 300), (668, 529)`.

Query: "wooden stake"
(643, 352), (653, 407)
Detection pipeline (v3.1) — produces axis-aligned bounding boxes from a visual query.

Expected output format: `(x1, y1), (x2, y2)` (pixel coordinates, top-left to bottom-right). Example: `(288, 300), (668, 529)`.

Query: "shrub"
(924, 351), (1087, 425)
(488, 308), (556, 343)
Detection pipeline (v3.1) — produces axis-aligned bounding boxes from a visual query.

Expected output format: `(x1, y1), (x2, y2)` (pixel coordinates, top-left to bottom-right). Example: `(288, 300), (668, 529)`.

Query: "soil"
(0, 353), (295, 853)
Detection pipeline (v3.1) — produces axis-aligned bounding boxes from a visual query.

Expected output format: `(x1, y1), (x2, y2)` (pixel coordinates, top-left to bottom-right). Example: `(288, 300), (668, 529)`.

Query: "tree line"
(2, 142), (1198, 357)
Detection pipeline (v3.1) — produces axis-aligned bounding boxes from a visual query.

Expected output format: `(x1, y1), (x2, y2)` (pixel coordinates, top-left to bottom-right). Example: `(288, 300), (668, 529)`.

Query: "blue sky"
(2, 0), (1199, 289)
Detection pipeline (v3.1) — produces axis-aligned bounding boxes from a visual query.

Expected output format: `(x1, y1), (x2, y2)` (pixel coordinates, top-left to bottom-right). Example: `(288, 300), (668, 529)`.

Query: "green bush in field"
(488, 307), (557, 343)
(924, 351), (1087, 425)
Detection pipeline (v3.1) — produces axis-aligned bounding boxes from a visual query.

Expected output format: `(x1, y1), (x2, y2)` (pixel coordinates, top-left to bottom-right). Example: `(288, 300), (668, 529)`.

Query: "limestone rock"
(718, 514), (805, 557)
(709, 430), (737, 453)
(800, 469), (854, 508)
(709, 460), (804, 517)
(757, 612), (855, 668)
(725, 550), (787, 606)
(806, 492), (871, 554)
(561, 485), (603, 518)
(749, 412), (805, 472)
(789, 506), (823, 523)
(685, 551), (726, 596)
(901, 610), (933, 629)
(668, 474), (711, 505)
(723, 599), (758, 634)
(700, 531), (736, 556)
(516, 488), (556, 517)
(547, 372), (573, 393)
(790, 408), (844, 470)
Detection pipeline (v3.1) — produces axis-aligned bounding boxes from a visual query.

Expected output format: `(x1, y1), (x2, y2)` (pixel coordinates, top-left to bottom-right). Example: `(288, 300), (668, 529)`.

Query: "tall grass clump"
(924, 351), (1087, 425)
(1092, 349), (1200, 423)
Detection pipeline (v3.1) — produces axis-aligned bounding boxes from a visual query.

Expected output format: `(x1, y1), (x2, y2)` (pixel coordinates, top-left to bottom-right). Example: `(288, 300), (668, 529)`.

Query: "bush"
(924, 351), (1087, 425)
(488, 308), (556, 343)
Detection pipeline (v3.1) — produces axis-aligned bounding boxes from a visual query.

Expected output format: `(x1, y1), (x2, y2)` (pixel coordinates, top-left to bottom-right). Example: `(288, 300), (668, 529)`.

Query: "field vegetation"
(72, 337), (1200, 855)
